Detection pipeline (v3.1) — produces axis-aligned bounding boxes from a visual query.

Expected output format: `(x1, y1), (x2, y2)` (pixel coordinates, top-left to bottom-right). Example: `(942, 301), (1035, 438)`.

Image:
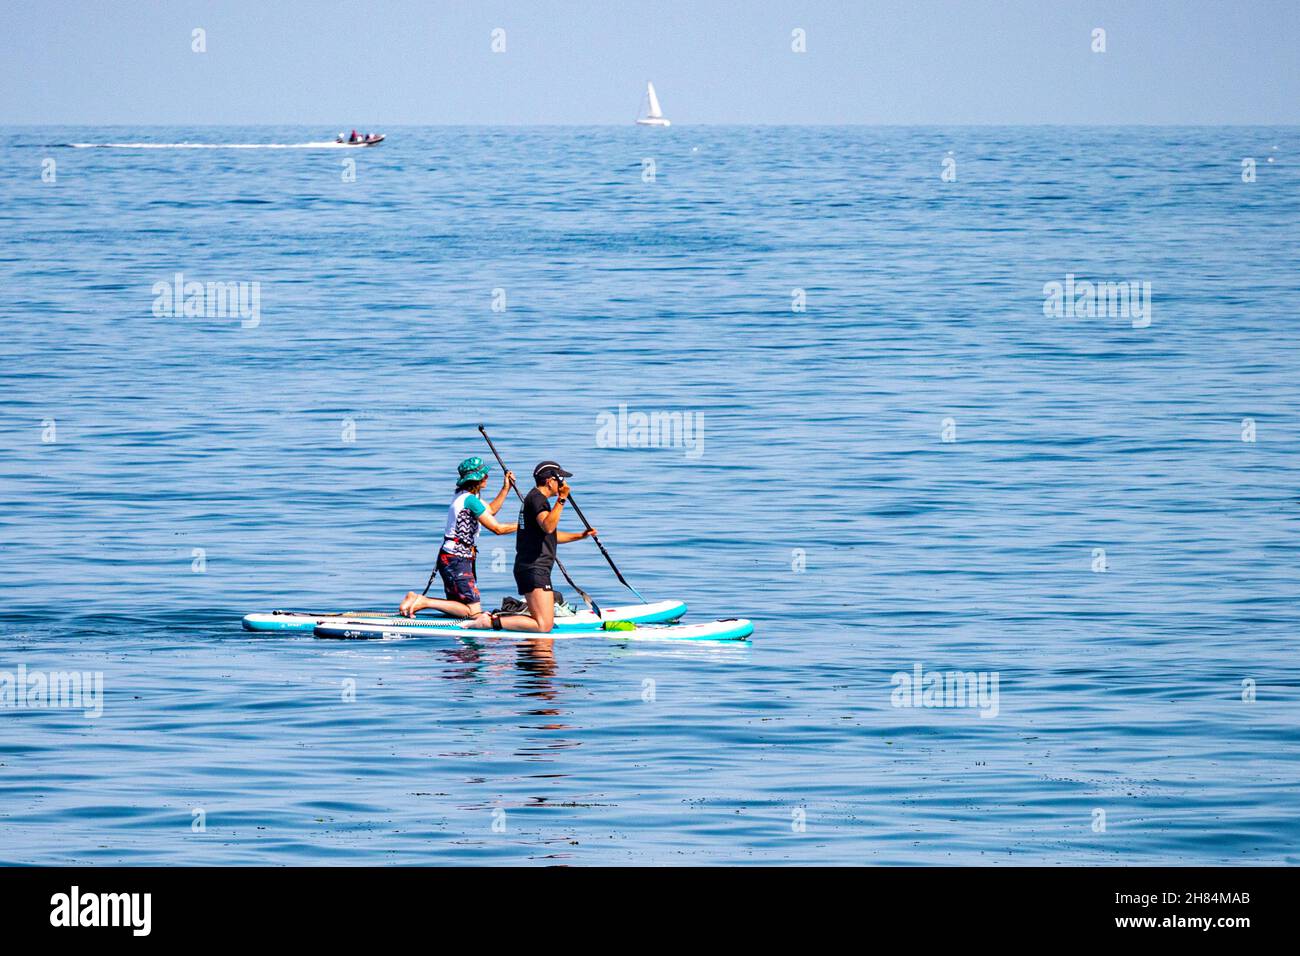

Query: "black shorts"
(513, 563), (554, 596)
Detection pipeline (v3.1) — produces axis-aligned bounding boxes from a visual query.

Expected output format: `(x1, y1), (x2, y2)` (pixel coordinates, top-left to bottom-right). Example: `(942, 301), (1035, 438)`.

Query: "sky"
(2, 0), (1297, 125)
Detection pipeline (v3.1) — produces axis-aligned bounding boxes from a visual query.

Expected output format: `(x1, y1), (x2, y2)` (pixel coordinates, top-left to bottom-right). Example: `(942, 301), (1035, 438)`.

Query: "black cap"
(533, 460), (573, 482)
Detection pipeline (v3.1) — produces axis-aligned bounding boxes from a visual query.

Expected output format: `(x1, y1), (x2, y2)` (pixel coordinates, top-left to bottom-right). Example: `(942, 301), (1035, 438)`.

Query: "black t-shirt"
(515, 487), (557, 569)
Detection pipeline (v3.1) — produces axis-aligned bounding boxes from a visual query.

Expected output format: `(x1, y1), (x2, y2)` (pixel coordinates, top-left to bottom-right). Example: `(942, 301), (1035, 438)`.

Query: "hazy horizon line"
(8, 122), (1300, 129)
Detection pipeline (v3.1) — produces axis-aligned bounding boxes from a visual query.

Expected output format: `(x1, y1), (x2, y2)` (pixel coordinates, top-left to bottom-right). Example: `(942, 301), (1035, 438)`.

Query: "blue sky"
(3, 0), (1297, 125)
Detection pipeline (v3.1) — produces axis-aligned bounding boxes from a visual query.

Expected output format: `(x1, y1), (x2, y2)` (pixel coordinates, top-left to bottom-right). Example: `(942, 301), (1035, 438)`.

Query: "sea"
(1, 125), (1297, 864)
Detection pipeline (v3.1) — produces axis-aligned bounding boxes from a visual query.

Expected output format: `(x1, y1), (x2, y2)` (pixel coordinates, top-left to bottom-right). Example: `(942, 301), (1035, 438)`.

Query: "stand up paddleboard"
(242, 599), (688, 633)
(313, 617), (754, 643)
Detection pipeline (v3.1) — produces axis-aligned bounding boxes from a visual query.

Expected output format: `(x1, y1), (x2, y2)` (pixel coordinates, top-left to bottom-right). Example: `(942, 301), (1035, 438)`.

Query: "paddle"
(419, 565), (439, 597)
(477, 424), (602, 616)
(558, 486), (648, 603)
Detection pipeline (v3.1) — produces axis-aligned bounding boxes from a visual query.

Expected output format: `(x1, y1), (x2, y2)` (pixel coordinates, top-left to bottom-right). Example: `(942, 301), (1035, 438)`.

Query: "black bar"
(0, 866), (1282, 942)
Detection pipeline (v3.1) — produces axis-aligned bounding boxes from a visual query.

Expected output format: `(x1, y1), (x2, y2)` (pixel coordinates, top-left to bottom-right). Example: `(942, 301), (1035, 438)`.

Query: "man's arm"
(557, 529), (595, 543)
(538, 501), (562, 534)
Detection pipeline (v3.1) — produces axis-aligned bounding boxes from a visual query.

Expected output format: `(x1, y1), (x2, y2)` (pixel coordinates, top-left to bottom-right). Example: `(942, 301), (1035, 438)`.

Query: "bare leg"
(463, 588), (554, 632)
(398, 591), (480, 619)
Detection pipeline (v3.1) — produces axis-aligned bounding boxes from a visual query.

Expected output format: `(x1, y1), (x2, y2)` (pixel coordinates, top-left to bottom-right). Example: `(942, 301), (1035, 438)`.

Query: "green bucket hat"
(456, 456), (490, 488)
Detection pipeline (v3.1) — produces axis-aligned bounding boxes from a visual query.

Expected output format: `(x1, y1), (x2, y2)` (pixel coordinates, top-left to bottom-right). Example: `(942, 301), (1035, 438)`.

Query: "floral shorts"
(438, 552), (480, 605)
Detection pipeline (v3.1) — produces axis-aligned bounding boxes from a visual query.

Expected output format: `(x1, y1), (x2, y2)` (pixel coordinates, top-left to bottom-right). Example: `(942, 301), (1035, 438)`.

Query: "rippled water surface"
(2, 126), (1298, 864)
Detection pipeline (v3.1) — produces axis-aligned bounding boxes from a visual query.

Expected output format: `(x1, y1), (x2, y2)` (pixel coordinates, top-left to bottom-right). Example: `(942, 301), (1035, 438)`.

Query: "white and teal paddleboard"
(242, 599), (688, 633)
(313, 617), (754, 643)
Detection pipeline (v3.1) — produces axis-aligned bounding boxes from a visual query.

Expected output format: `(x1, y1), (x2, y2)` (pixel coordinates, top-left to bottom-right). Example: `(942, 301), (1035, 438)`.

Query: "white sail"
(637, 81), (671, 126)
(646, 82), (663, 119)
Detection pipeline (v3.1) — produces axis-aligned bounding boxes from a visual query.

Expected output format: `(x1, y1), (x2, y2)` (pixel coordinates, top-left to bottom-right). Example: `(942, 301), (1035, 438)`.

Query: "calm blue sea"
(1, 126), (1298, 865)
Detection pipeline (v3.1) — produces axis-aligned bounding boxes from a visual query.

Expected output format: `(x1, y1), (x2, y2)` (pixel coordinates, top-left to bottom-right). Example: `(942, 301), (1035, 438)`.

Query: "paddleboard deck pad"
(313, 617), (753, 643)
(242, 599), (687, 633)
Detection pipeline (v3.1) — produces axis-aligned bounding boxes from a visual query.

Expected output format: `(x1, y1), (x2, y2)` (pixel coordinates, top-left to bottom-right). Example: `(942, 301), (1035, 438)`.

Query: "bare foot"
(398, 591), (419, 617)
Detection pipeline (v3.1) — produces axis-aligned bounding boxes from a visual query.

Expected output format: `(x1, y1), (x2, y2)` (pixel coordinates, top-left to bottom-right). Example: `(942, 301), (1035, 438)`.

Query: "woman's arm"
(478, 512), (518, 535)
(488, 471), (515, 515)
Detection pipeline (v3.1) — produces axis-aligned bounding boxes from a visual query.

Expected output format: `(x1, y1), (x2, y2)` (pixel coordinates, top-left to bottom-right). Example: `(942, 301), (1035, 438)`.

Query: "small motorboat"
(335, 133), (385, 146)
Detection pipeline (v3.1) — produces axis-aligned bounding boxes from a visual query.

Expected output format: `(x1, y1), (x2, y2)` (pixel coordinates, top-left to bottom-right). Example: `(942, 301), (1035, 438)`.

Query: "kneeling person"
(399, 458), (516, 619)
(469, 461), (595, 633)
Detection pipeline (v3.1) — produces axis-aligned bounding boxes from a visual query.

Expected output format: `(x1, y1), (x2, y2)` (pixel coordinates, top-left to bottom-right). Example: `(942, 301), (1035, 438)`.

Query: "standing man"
(469, 461), (596, 633)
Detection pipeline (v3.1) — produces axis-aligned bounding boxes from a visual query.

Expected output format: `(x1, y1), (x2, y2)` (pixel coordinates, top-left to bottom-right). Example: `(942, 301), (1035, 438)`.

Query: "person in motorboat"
(464, 461), (597, 633)
(397, 458), (517, 620)
(349, 129), (359, 143)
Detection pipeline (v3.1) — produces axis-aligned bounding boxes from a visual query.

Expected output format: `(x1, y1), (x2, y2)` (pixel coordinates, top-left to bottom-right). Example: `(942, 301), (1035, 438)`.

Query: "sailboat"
(636, 82), (671, 127)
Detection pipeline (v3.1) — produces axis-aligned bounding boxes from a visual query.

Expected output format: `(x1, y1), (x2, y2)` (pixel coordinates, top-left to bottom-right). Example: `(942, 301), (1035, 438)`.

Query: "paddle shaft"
(560, 490), (647, 603)
(477, 425), (601, 616)
(420, 565), (438, 597)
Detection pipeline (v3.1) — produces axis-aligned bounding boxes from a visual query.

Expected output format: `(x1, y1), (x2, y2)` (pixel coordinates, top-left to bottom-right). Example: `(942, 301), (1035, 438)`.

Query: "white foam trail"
(68, 142), (376, 149)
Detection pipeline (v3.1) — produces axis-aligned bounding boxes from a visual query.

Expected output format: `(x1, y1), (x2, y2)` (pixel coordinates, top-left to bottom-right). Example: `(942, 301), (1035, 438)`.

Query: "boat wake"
(67, 141), (376, 149)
